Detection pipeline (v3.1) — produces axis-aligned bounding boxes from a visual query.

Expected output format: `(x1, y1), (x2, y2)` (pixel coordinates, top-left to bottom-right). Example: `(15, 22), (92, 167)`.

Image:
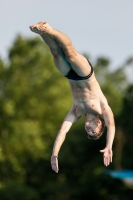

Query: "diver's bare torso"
(68, 73), (108, 118)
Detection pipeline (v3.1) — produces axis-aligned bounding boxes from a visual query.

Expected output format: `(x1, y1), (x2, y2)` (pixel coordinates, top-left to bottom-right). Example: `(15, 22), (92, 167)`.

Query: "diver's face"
(85, 119), (97, 137)
(85, 118), (101, 138)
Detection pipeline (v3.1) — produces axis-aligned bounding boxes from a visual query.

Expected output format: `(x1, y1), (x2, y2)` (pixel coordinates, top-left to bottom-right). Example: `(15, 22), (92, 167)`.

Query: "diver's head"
(85, 115), (105, 140)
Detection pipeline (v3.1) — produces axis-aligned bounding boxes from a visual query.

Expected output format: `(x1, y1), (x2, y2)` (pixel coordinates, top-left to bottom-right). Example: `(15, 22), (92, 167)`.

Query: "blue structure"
(105, 170), (133, 178)
(105, 170), (133, 188)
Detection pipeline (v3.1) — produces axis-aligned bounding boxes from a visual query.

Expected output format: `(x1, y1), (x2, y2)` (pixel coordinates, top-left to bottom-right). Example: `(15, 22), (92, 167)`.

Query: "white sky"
(1, 0), (133, 70)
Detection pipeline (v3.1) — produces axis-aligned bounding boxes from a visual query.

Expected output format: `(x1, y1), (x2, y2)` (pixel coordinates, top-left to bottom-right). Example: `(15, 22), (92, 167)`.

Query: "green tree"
(0, 35), (132, 200)
(0, 35), (72, 199)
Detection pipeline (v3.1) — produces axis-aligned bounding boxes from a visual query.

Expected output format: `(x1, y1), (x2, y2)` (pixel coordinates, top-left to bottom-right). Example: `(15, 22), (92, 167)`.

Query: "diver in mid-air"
(29, 21), (115, 173)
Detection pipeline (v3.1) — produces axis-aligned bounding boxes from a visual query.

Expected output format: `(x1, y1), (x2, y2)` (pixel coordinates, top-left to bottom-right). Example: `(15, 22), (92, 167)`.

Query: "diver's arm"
(100, 105), (115, 166)
(51, 108), (78, 173)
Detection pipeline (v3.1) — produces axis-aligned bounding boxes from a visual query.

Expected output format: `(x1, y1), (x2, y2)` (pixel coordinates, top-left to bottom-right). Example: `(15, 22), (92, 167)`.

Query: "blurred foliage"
(0, 35), (133, 200)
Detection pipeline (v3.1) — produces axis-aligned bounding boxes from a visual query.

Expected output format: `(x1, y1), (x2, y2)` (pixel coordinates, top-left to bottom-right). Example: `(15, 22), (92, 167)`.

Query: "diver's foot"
(29, 22), (52, 35)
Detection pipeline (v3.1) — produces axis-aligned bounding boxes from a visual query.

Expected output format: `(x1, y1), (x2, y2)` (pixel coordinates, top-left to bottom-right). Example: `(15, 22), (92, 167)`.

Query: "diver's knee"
(50, 48), (59, 57)
(65, 48), (77, 62)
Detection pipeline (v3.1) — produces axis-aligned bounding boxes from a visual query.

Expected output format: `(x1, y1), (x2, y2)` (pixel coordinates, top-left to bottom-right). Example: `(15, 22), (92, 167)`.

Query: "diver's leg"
(29, 22), (92, 77)
(29, 22), (71, 76)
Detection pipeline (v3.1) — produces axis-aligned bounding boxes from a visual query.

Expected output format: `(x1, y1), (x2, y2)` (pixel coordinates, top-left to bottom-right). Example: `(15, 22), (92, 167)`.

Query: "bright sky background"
(1, 0), (133, 70)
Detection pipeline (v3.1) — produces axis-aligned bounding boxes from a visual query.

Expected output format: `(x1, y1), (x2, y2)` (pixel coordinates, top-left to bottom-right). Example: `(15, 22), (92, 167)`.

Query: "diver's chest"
(75, 100), (102, 117)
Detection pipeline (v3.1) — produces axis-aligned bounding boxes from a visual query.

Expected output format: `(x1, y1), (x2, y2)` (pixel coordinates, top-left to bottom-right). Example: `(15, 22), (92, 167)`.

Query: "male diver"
(29, 22), (115, 173)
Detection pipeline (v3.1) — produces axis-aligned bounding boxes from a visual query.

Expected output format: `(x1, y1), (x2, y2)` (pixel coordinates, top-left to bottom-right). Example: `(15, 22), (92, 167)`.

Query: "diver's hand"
(51, 155), (59, 173)
(100, 147), (113, 166)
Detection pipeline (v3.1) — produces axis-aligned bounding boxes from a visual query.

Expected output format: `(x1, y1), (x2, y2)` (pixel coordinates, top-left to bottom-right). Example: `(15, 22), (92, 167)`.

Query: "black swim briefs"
(65, 59), (93, 81)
